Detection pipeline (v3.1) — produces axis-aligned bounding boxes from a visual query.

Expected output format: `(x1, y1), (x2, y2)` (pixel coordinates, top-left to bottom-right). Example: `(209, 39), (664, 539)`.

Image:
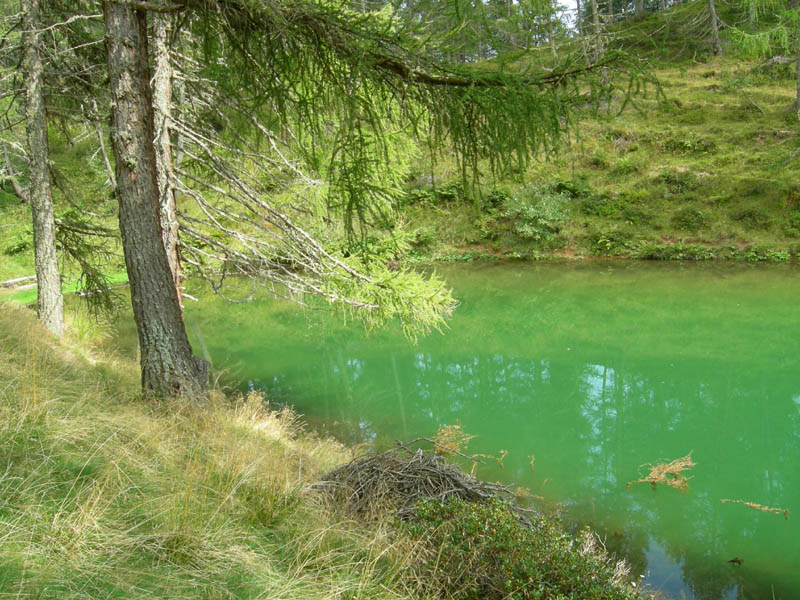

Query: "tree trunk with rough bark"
(709, 0), (722, 55)
(22, 0), (64, 337)
(103, 0), (207, 398)
(591, 0), (602, 61)
(634, 0), (645, 20)
(794, 29), (800, 121)
(152, 12), (182, 308)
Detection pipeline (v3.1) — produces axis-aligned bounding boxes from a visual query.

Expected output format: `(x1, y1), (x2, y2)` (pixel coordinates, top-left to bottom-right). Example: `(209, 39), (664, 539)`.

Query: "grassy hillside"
(398, 8), (800, 262)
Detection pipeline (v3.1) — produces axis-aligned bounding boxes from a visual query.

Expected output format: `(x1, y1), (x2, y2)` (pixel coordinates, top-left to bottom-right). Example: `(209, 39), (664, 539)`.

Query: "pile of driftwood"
(314, 438), (529, 522)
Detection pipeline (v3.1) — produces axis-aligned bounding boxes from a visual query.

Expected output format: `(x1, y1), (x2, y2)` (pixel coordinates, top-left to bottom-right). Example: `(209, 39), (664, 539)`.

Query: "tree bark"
(796, 25), (800, 122)
(708, 0), (722, 55)
(152, 12), (182, 307)
(634, 0), (645, 20)
(103, 0), (207, 398)
(22, 0), (64, 337)
(591, 0), (602, 61)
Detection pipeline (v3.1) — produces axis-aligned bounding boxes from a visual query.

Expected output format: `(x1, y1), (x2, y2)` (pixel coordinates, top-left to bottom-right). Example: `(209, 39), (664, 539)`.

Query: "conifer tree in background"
(728, 0), (800, 118)
(21, 0), (64, 336)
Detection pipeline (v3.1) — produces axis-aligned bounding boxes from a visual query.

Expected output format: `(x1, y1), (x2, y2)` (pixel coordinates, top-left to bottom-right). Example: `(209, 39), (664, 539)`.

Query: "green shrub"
(671, 208), (707, 231)
(730, 207), (771, 230)
(3, 236), (31, 256)
(402, 498), (638, 600)
(658, 170), (699, 194)
(502, 185), (569, 246)
(485, 187), (513, 210)
(553, 177), (592, 199)
(587, 229), (637, 255)
(580, 192), (618, 217)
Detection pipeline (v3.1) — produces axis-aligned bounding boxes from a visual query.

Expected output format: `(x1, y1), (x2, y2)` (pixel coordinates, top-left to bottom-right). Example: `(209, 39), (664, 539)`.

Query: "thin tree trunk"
(659, 0), (666, 11)
(576, 0), (582, 36)
(3, 145), (28, 202)
(634, 0), (645, 20)
(22, 0), (64, 337)
(708, 0), (721, 55)
(91, 100), (116, 189)
(796, 30), (800, 121)
(152, 12), (182, 308)
(103, 0), (207, 398)
(607, 0), (612, 24)
(591, 0), (602, 61)
(548, 3), (557, 59)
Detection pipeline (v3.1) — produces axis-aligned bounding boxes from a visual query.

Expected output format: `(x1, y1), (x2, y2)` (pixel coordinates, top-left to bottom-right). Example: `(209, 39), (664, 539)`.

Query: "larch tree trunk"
(795, 25), (800, 121)
(607, 0), (612, 24)
(22, 0), (64, 337)
(152, 12), (182, 308)
(591, 0), (602, 61)
(103, 0), (207, 398)
(576, 0), (583, 36)
(634, 0), (645, 20)
(709, 0), (722, 55)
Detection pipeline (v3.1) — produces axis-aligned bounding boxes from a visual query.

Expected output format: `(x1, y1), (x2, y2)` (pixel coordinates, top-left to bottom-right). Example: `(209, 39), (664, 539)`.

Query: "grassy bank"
(398, 14), (800, 262)
(0, 302), (647, 599)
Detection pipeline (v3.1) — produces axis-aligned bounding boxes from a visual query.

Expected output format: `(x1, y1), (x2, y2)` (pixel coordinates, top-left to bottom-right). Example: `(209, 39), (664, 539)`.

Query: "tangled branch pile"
(626, 453), (695, 492)
(313, 439), (526, 521)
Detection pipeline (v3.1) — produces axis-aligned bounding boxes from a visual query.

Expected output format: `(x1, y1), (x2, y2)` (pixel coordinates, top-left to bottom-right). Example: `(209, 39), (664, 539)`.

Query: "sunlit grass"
(0, 304), (418, 599)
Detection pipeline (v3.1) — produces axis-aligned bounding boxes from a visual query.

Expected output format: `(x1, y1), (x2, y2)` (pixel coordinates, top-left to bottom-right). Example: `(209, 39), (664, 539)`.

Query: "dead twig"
(721, 499), (790, 520)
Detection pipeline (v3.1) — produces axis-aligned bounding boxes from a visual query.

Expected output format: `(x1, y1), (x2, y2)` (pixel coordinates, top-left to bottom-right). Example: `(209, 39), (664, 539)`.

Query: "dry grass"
(433, 422), (475, 455)
(0, 304), (417, 599)
(626, 453), (696, 492)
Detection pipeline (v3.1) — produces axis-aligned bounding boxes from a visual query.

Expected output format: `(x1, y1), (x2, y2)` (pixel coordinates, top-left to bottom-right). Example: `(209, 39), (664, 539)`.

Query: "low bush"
(401, 497), (639, 600)
(502, 185), (569, 247)
(730, 207), (771, 230)
(672, 208), (707, 231)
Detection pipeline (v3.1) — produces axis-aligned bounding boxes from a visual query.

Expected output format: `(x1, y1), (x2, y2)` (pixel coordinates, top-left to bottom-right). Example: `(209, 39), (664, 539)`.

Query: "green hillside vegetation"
(397, 5), (800, 262)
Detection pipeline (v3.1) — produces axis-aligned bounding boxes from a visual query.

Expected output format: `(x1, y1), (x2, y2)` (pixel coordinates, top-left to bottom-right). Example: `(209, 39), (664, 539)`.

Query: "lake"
(185, 260), (800, 599)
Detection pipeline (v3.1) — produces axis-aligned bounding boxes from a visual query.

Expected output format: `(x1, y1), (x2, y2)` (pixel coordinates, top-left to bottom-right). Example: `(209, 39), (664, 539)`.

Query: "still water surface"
(185, 261), (800, 599)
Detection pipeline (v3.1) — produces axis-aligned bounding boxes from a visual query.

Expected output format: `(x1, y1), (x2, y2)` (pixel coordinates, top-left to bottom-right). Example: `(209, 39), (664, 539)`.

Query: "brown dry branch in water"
(721, 499), (790, 520)
(433, 423), (475, 455)
(313, 439), (533, 525)
(626, 453), (695, 492)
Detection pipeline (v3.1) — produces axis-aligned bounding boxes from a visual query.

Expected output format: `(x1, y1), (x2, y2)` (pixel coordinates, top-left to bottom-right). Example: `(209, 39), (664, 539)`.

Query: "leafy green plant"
(401, 498), (638, 600)
(502, 185), (569, 246)
(588, 229), (637, 255)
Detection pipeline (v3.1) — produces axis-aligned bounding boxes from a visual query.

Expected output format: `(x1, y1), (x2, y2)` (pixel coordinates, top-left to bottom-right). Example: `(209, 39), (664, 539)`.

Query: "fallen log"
(0, 275), (36, 288)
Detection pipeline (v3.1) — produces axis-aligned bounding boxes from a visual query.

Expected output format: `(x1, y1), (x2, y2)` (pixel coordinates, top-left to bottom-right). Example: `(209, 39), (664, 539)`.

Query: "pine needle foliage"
(169, 0), (648, 337)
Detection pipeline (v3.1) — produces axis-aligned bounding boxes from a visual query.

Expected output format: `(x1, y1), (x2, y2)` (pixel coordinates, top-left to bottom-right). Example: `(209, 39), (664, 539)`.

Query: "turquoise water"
(185, 261), (800, 599)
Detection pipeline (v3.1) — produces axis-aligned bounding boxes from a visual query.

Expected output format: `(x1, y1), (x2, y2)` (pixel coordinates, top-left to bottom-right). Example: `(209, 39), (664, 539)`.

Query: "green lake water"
(184, 261), (800, 599)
